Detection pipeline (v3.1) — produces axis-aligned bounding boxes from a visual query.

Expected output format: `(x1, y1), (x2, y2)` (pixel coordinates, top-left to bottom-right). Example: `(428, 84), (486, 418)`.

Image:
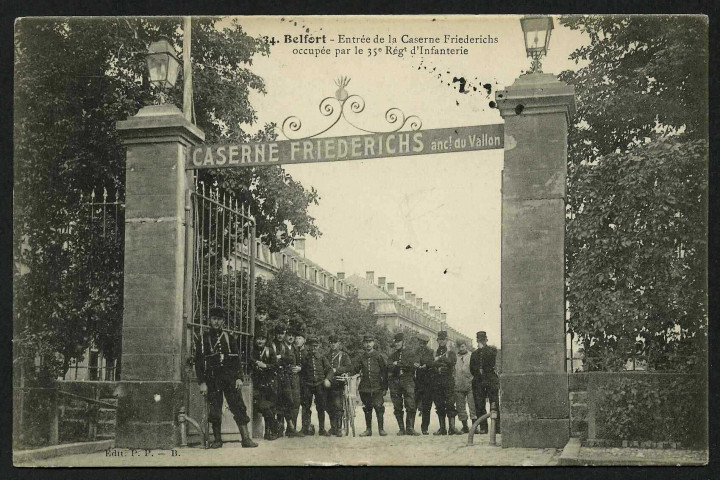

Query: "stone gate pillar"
(114, 104), (204, 448)
(496, 73), (575, 448)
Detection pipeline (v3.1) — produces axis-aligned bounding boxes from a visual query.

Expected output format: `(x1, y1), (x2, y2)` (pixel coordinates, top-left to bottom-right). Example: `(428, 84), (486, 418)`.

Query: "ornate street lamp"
(520, 15), (554, 74)
(146, 37), (181, 104)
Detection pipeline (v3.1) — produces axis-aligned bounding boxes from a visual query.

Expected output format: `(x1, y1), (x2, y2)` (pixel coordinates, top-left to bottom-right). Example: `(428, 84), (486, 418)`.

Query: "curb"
(558, 438), (707, 466)
(14, 439), (115, 466)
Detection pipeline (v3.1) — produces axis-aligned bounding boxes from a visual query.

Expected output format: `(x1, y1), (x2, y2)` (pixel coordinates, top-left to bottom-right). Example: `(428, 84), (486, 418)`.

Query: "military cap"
(274, 324), (287, 334)
(476, 331), (488, 340)
(292, 329), (306, 338)
(393, 332), (404, 342)
(255, 328), (268, 339)
(328, 334), (339, 343)
(208, 306), (225, 318)
(417, 333), (429, 343)
(307, 336), (320, 345)
(437, 330), (448, 340)
(456, 338), (467, 346)
(362, 334), (374, 342)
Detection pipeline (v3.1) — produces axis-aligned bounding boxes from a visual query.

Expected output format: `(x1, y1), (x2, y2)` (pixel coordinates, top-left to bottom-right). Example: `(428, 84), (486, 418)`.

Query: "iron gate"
(184, 182), (256, 380)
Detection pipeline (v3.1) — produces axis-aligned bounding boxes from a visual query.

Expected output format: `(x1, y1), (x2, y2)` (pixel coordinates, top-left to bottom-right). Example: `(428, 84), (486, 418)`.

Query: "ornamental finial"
(334, 76), (351, 101)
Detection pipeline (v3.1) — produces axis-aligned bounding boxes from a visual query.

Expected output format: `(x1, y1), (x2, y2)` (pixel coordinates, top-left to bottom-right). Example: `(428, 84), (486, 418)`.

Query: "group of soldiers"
(194, 306), (500, 449)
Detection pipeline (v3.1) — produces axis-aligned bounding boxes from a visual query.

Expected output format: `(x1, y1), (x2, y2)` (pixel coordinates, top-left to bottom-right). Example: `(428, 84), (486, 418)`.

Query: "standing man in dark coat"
(327, 334), (352, 437)
(432, 330), (460, 435)
(413, 333), (435, 435)
(470, 330), (500, 434)
(388, 332), (420, 436)
(279, 327), (304, 437)
(294, 329), (312, 435)
(352, 334), (388, 437)
(250, 327), (279, 441)
(300, 336), (334, 436)
(194, 307), (257, 448)
(270, 323), (288, 436)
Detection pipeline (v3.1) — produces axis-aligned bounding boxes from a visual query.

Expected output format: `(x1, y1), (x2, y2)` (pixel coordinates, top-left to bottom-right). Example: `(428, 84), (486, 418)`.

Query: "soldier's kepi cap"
(456, 338), (467, 346)
(437, 331), (448, 340)
(417, 333), (429, 343)
(274, 324), (287, 334)
(307, 336), (320, 345)
(255, 327), (268, 339)
(394, 332), (404, 342)
(476, 331), (488, 340)
(209, 306), (225, 318)
(328, 335), (339, 343)
(362, 334), (374, 342)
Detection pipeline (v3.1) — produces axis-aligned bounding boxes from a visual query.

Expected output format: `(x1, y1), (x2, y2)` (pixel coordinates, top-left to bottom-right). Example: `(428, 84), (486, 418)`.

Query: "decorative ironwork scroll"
(281, 77), (423, 140)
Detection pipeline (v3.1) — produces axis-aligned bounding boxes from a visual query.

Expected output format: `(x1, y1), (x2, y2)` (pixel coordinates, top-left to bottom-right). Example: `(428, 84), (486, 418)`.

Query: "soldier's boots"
(405, 412), (421, 436)
(395, 413), (406, 435)
(461, 419), (470, 434)
(448, 416), (462, 435)
(359, 411), (373, 437)
(263, 416), (278, 441)
(377, 413), (387, 436)
(318, 415), (331, 437)
(421, 414), (430, 435)
(239, 424), (258, 448)
(209, 422), (223, 448)
(276, 414), (285, 437)
(434, 415), (448, 435)
(286, 419), (304, 438)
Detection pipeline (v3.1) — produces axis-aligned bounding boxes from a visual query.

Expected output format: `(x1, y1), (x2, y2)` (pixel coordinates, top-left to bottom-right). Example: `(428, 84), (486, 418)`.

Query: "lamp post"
(146, 37), (181, 105)
(520, 15), (554, 74)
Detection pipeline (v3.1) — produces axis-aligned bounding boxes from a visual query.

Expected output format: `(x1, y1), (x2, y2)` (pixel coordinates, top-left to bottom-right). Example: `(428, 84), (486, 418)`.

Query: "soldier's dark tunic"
(352, 349), (387, 415)
(388, 346), (417, 415)
(413, 344), (435, 431)
(250, 344), (278, 429)
(194, 328), (250, 432)
(470, 344), (500, 431)
(295, 345), (308, 429)
(432, 345), (457, 417)
(300, 349), (333, 430)
(327, 349), (353, 430)
(274, 340), (301, 422)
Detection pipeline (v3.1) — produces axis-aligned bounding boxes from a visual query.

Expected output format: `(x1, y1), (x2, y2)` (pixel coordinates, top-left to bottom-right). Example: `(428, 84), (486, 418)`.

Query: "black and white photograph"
(12, 14), (709, 467)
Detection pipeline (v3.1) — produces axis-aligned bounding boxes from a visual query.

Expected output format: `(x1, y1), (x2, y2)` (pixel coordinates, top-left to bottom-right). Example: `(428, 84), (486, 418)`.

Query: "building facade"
(345, 271), (473, 350)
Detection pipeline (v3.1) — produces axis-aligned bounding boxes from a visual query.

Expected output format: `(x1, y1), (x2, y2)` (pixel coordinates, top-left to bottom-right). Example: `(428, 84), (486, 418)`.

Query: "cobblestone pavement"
(20, 405), (562, 467)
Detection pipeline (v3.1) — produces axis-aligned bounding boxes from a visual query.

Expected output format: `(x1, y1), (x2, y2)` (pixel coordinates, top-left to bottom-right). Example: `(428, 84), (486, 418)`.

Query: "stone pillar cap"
(117, 104), (205, 145)
(496, 73), (576, 122)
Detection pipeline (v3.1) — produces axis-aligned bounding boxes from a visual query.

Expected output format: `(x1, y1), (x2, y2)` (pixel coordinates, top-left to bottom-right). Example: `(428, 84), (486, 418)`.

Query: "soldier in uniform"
(327, 334), (352, 437)
(413, 333), (435, 435)
(194, 307), (257, 448)
(278, 326), (304, 437)
(454, 338), (477, 434)
(250, 326), (280, 441)
(300, 336), (334, 436)
(270, 323), (288, 436)
(470, 330), (500, 434)
(352, 334), (388, 437)
(432, 330), (460, 435)
(388, 332), (420, 436)
(294, 328), (313, 435)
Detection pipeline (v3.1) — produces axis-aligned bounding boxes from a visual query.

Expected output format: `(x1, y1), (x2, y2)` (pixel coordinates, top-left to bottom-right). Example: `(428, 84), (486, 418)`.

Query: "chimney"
(441, 312), (447, 322)
(435, 307), (442, 318)
(366, 271), (374, 284)
(410, 294), (417, 306)
(396, 287), (404, 297)
(387, 282), (395, 294)
(416, 297), (423, 308)
(423, 302), (429, 312)
(378, 277), (386, 289)
(405, 291), (413, 302)
(293, 237), (306, 257)
(337, 272), (345, 280)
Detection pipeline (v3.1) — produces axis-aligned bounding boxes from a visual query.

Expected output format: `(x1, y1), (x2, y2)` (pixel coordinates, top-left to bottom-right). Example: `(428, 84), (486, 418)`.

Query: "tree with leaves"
(559, 15), (708, 371)
(14, 17), (320, 381)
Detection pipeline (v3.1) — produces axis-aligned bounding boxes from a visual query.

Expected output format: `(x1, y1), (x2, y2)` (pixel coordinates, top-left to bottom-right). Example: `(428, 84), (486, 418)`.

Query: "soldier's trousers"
(359, 391), (385, 416)
(455, 381), (477, 422)
(207, 375), (250, 430)
(301, 383), (328, 429)
(473, 376), (500, 431)
(327, 387), (345, 429)
(253, 381), (278, 434)
(278, 373), (301, 422)
(432, 376), (457, 417)
(415, 381), (433, 429)
(389, 376), (416, 415)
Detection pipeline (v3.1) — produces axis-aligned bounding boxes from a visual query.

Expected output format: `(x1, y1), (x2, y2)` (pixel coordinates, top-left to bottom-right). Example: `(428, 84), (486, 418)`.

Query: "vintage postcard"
(13, 15), (708, 467)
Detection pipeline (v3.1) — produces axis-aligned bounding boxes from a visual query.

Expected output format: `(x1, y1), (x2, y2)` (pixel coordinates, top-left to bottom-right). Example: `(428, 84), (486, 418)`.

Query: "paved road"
(19, 405), (561, 467)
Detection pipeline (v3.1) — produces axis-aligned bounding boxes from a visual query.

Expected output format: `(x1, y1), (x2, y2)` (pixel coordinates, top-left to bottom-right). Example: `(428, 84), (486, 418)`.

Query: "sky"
(230, 15), (588, 344)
